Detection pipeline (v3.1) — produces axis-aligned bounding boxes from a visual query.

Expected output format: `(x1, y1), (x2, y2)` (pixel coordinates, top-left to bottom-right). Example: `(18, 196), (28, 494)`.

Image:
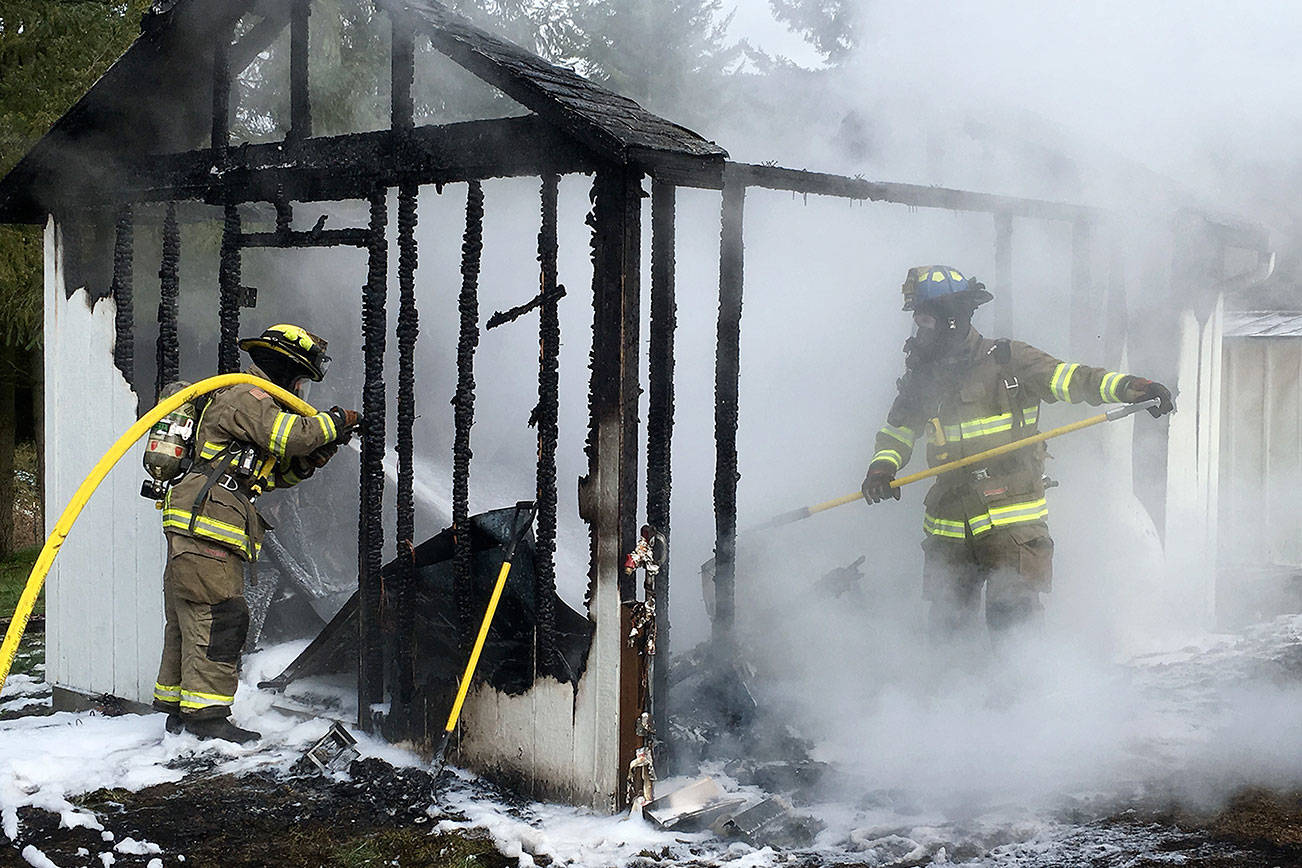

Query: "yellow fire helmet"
(237, 323), (331, 381)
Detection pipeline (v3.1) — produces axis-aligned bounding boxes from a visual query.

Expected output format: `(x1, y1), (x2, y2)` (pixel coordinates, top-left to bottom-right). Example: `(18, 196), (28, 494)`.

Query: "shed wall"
(1219, 334), (1302, 569)
(44, 216), (166, 708)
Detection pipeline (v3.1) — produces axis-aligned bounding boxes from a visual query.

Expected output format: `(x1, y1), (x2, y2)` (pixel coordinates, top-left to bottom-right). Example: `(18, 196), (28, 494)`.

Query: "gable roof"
(0, 0), (725, 223)
(384, 0), (726, 166)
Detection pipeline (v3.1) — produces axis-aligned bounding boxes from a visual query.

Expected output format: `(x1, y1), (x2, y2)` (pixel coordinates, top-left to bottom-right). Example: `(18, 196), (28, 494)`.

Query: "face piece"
(292, 376), (312, 400)
(910, 305), (971, 360)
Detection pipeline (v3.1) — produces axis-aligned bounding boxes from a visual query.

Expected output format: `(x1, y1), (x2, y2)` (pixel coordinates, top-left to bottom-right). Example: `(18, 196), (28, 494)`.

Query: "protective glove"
(307, 443), (338, 469)
(861, 460), (901, 504)
(1123, 377), (1175, 418)
(328, 406), (362, 443)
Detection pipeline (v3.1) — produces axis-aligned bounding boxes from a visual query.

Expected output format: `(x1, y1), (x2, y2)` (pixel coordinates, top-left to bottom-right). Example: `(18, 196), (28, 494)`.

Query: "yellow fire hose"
(432, 500), (537, 783)
(0, 374), (317, 692)
(751, 398), (1162, 532)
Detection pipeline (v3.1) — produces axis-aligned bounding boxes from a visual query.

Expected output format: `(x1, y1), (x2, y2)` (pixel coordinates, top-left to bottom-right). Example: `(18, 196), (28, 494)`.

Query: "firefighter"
(152, 324), (360, 743)
(862, 267), (1173, 640)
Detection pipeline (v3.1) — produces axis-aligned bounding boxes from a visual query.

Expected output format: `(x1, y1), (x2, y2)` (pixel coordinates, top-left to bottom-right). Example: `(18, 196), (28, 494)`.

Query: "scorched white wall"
(43, 216), (166, 708)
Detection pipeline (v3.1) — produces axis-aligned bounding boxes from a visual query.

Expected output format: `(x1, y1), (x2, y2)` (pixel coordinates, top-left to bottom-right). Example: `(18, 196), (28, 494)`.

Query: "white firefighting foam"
(2, 615), (1300, 866)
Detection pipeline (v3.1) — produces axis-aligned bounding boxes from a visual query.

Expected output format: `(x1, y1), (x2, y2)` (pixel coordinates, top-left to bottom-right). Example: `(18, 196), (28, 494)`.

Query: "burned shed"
(2, 0), (1281, 815)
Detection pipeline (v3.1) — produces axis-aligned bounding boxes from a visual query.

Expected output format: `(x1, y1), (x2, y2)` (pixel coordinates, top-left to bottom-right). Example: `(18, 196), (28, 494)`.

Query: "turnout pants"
(153, 535), (250, 720)
(921, 524), (1054, 636)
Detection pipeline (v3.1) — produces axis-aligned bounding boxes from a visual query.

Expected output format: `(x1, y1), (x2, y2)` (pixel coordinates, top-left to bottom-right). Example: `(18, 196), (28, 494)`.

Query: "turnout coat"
(871, 328), (1136, 581)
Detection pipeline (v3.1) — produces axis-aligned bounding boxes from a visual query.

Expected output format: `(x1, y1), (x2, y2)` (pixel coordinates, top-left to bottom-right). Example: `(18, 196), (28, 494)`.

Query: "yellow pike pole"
(432, 500), (537, 785)
(750, 398), (1162, 532)
(0, 375), (318, 692)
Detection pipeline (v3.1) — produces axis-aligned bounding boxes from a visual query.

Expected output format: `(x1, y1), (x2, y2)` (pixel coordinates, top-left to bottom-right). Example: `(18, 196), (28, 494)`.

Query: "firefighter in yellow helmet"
(862, 267), (1174, 640)
(152, 325), (360, 743)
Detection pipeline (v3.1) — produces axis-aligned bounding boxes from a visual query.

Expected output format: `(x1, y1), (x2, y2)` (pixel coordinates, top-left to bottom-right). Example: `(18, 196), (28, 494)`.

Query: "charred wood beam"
(155, 201), (181, 399)
(394, 182), (420, 713)
(217, 202), (242, 374)
(713, 176), (744, 647)
(727, 162), (1102, 223)
(484, 286), (566, 331)
(453, 181), (484, 647)
(289, 0), (312, 142)
(535, 173), (561, 673)
(231, 4), (293, 75)
(237, 228), (371, 248)
(390, 9), (415, 132)
(211, 28), (232, 155)
(101, 117), (594, 210)
(647, 180), (676, 758)
(579, 166), (644, 810)
(358, 186), (389, 730)
(111, 203), (135, 386)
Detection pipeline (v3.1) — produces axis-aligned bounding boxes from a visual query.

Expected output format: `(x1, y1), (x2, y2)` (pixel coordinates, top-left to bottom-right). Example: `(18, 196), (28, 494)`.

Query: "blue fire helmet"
(901, 266), (994, 312)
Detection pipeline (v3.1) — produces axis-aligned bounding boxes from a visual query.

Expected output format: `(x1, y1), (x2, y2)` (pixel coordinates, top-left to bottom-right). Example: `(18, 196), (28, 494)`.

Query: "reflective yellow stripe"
(179, 689), (234, 709)
(315, 411), (336, 442)
(924, 497), (1047, 538)
(988, 497), (1049, 526)
(923, 513), (967, 538)
(1050, 363), (1079, 402)
(153, 683), (181, 700)
(1100, 371), (1124, 403)
(198, 441), (225, 460)
(957, 408), (1040, 439)
(269, 412), (294, 458)
(872, 449), (903, 470)
(162, 506), (259, 559)
(938, 408), (1040, 443)
(880, 424), (915, 448)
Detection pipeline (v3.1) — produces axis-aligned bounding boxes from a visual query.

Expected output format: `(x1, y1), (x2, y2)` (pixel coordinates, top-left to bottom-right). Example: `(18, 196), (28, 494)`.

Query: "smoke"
(118, 0), (1302, 830)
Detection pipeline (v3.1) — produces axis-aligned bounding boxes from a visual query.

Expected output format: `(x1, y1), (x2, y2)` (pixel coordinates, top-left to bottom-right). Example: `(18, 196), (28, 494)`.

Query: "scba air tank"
(141, 382), (199, 500)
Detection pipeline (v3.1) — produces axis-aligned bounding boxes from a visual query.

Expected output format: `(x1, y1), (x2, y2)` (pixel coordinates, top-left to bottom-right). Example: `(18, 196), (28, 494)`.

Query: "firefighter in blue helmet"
(152, 324), (360, 743)
(863, 267), (1174, 638)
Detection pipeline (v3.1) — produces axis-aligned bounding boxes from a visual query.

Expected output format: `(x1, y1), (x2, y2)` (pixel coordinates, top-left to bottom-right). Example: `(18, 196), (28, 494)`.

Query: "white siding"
(44, 216), (166, 706)
(1164, 297), (1224, 626)
(1219, 332), (1302, 569)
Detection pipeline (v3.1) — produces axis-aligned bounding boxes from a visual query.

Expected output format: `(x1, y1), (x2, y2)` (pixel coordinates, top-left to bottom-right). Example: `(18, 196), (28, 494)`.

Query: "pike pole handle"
(759, 398), (1162, 531)
(441, 501), (537, 737)
(0, 375), (318, 692)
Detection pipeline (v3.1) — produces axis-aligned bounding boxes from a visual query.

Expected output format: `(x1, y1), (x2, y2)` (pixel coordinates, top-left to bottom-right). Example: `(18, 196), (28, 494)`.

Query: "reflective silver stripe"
(923, 513), (966, 538)
(180, 689), (234, 710)
(315, 411), (336, 441)
(162, 507), (259, 558)
(872, 449), (903, 470)
(987, 498), (1049, 526)
(269, 412), (294, 458)
(880, 424), (915, 448)
(1100, 371), (1124, 402)
(198, 440), (225, 460)
(1050, 363), (1080, 402)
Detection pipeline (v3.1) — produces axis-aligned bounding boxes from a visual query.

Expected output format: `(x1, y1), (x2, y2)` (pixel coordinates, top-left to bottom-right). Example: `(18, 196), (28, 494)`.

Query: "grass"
(0, 543), (42, 619)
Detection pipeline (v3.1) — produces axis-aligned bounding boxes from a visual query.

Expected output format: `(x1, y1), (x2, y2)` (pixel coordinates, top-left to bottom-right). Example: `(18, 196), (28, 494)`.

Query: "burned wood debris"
(259, 507), (595, 730)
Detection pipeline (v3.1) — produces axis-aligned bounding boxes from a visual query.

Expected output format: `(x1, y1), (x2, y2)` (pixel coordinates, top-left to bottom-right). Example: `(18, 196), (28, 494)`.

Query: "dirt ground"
(6, 760), (1302, 868)
(2, 759), (517, 868)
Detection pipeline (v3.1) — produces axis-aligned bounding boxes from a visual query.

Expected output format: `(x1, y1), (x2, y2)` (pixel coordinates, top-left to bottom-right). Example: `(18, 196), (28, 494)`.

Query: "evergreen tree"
(769, 0), (860, 65)
(0, 0), (150, 555)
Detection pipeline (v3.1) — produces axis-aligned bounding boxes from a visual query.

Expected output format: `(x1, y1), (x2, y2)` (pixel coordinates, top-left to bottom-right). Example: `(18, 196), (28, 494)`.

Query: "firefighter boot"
(184, 715), (261, 745)
(165, 712), (184, 735)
